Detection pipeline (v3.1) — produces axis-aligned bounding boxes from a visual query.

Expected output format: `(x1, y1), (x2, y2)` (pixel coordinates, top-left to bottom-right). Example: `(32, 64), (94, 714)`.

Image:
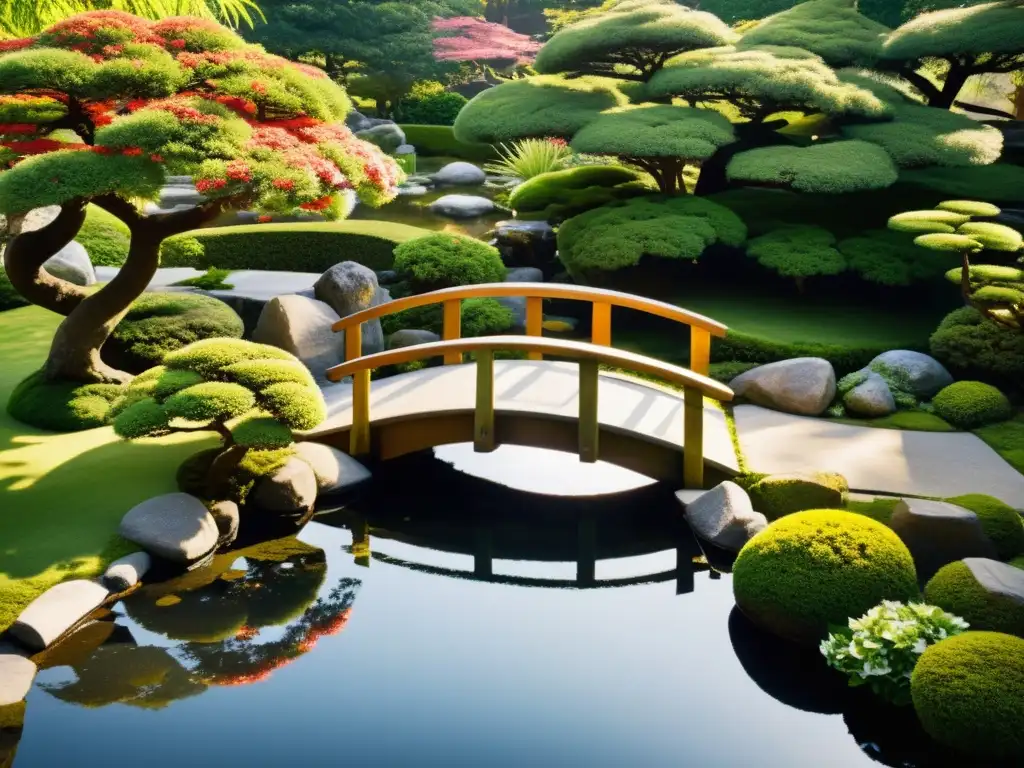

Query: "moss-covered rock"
(733, 509), (919, 645)
(747, 472), (848, 520)
(945, 494), (1024, 561)
(924, 559), (1024, 637)
(932, 380), (1012, 429)
(910, 631), (1024, 760)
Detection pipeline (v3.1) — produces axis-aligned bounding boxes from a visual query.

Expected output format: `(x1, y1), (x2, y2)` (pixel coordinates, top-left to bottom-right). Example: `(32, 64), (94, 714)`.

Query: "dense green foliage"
(932, 381), (1012, 428)
(733, 510), (919, 645)
(556, 195), (746, 279)
(394, 86), (467, 126)
(728, 141), (898, 193)
(160, 221), (431, 272)
(747, 471), (848, 520)
(926, 561), (1024, 635)
(839, 229), (956, 286)
(946, 494), (1024, 561)
(929, 307), (1024, 384)
(745, 226), (845, 281)
(508, 164), (652, 221)
(398, 125), (498, 161)
(381, 297), (514, 337)
(103, 292), (244, 375)
(6, 369), (123, 431)
(171, 267), (234, 290)
(899, 165), (1024, 203)
(75, 204), (131, 267)
(911, 632), (1024, 760)
(392, 233), (507, 292)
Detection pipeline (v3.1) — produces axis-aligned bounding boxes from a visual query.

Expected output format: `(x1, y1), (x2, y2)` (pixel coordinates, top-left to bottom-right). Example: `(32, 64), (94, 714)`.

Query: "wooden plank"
(344, 322), (362, 363)
(442, 299), (461, 365)
(683, 385), (704, 489)
(690, 327), (711, 377)
(474, 349), (496, 452)
(578, 358), (599, 463)
(591, 302), (611, 346)
(349, 369), (371, 456)
(525, 296), (543, 361)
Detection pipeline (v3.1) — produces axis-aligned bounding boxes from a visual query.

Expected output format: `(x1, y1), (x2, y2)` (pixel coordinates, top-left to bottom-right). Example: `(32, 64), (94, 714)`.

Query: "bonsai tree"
(0, 12), (401, 394)
(111, 337), (327, 501)
(889, 200), (1024, 330)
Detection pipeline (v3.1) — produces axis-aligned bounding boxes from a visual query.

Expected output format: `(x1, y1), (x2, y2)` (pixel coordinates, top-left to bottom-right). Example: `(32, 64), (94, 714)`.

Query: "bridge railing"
(325, 335), (733, 489)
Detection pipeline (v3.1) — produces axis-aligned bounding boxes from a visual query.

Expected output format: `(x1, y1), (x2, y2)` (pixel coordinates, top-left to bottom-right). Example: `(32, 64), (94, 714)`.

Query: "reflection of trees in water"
(40, 537), (361, 709)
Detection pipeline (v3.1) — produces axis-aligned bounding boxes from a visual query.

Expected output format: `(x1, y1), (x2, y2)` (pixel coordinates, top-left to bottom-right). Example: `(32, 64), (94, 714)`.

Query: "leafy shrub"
(394, 82), (467, 126)
(6, 369), (124, 431)
(929, 306), (1024, 386)
(911, 632), (1024, 760)
(75, 203), (131, 267)
(946, 494), (1024, 561)
(398, 124), (497, 162)
(557, 195), (747, 280)
(745, 226), (846, 283)
(381, 297), (514, 338)
(932, 381), (1012, 429)
(160, 221), (431, 273)
(733, 510), (919, 645)
(485, 138), (572, 180)
(102, 292), (244, 375)
(925, 561), (1024, 637)
(393, 233), (506, 293)
(508, 165), (652, 222)
(747, 472), (848, 520)
(820, 601), (968, 705)
(838, 228), (957, 286)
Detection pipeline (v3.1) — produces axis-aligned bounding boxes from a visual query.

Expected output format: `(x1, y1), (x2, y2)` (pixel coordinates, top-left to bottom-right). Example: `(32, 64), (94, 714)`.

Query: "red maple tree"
(432, 16), (541, 68)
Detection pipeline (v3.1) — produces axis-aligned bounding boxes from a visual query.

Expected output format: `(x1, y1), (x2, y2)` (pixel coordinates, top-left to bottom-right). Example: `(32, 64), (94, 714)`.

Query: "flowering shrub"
(431, 17), (540, 66)
(820, 601), (969, 705)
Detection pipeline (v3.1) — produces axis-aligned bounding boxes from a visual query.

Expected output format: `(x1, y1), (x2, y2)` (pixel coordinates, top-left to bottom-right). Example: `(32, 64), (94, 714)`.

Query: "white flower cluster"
(820, 600), (968, 704)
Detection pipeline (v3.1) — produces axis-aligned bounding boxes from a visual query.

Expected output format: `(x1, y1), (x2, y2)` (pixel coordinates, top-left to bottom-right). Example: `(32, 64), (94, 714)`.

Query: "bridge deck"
(309, 359), (739, 474)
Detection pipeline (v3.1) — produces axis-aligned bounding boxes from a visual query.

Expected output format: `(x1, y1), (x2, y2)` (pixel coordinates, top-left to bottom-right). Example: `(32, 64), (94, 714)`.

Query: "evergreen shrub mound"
(160, 222), (431, 273)
(556, 195), (746, 280)
(728, 140), (899, 194)
(394, 84), (467, 126)
(381, 298), (514, 338)
(929, 306), (1024, 384)
(398, 125), (497, 162)
(932, 381), (1012, 429)
(75, 204), (132, 267)
(745, 226), (846, 282)
(910, 632), (1024, 761)
(392, 233), (506, 293)
(946, 494), (1024, 561)
(508, 165), (652, 222)
(838, 229), (956, 286)
(747, 472), (849, 520)
(925, 561), (1024, 637)
(899, 164), (1024, 204)
(6, 369), (124, 431)
(103, 292), (244, 374)
(732, 509), (919, 645)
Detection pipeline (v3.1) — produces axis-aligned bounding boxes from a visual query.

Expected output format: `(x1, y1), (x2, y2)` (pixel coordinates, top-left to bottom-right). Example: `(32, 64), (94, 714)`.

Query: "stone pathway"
(95, 267), (320, 298)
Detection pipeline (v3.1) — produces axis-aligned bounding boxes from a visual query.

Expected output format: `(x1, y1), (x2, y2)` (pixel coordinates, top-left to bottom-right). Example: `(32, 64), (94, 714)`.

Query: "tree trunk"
(959, 251), (972, 302)
(694, 125), (792, 196)
(932, 64), (970, 110)
(1014, 83), (1024, 119)
(44, 226), (164, 384)
(3, 201), (91, 317)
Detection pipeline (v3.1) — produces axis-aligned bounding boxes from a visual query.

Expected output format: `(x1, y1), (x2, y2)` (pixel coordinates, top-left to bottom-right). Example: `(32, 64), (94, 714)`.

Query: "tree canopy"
(432, 16), (541, 66)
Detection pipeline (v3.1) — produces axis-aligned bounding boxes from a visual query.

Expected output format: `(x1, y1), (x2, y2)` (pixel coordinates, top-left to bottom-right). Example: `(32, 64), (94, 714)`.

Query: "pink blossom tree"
(432, 16), (540, 73)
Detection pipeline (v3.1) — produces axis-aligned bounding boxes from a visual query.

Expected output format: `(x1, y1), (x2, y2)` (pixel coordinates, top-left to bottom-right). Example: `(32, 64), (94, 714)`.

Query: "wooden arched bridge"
(308, 283), (740, 489)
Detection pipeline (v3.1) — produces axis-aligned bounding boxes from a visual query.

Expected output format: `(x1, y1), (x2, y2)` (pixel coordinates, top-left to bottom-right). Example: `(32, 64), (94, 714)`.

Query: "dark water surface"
(15, 447), (955, 767)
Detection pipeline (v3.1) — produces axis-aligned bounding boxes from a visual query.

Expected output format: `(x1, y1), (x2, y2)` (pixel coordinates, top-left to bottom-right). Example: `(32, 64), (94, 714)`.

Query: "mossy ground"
(0, 306), (214, 632)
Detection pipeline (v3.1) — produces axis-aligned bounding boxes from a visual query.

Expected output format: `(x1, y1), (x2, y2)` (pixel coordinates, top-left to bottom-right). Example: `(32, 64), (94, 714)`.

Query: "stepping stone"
(677, 481), (767, 553)
(294, 442), (371, 495)
(250, 457), (318, 513)
(431, 161), (486, 186)
(102, 552), (151, 592)
(429, 194), (495, 219)
(0, 653), (35, 706)
(891, 499), (997, 581)
(8, 580), (110, 652)
(119, 493), (219, 563)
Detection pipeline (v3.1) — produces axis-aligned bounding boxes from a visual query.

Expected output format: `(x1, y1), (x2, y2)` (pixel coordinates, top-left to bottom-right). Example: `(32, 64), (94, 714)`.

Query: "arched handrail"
(325, 335), (733, 489)
(331, 282), (727, 371)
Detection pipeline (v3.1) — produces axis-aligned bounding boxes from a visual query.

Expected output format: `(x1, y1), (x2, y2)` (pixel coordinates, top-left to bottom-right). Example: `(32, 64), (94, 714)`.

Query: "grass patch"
(171, 268), (234, 290)
(846, 497), (900, 525)
(974, 413), (1024, 475)
(829, 411), (957, 432)
(0, 306), (214, 632)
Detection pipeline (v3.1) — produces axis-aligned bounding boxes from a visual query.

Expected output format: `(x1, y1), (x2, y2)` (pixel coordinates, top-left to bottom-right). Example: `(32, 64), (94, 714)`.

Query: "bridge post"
(578, 359), (599, 463)
(344, 322), (362, 362)
(690, 327), (711, 376)
(526, 297), (543, 361)
(591, 302), (611, 346)
(349, 369), (371, 456)
(474, 349), (496, 452)
(442, 299), (461, 365)
(683, 385), (704, 488)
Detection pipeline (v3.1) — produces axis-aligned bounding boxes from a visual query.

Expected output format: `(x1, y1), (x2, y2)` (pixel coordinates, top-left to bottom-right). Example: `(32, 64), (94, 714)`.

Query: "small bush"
(398, 125), (497, 162)
(747, 472), (849, 520)
(160, 221), (431, 273)
(929, 306), (1024, 386)
(733, 510), (919, 645)
(925, 561), (1024, 637)
(102, 292), (244, 374)
(392, 233), (506, 293)
(932, 381), (1012, 429)
(946, 494), (1024, 561)
(7, 369), (123, 431)
(381, 298), (514, 337)
(911, 632), (1024, 760)
(75, 203), (131, 267)
(394, 83), (467, 126)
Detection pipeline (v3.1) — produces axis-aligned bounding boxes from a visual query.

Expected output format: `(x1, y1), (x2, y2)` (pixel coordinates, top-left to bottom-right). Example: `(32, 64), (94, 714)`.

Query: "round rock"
(0, 653), (36, 706)
(730, 358), (837, 416)
(250, 457), (318, 513)
(428, 194), (495, 219)
(119, 492), (219, 563)
(43, 241), (95, 286)
(844, 371), (896, 417)
(387, 329), (441, 349)
(431, 161), (486, 186)
(677, 480), (767, 552)
(208, 500), (240, 546)
(294, 442), (372, 495)
(252, 294), (343, 381)
(869, 350), (953, 399)
(506, 266), (544, 283)
(102, 551), (152, 592)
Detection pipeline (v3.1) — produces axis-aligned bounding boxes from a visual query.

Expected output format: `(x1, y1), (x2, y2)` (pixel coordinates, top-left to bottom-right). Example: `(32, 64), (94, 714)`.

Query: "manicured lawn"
(975, 413), (1024, 476)
(0, 306), (213, 632)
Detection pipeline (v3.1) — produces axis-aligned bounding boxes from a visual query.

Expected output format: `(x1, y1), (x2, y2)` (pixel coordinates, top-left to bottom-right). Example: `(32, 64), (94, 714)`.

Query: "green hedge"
(399, 124), (498, 162)
(712, 330), (906, 378)
(160, 221), (432, 273)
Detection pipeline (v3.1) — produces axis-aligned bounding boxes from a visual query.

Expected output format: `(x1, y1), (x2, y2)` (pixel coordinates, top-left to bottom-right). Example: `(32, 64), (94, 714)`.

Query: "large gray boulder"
(356, 123), (406, 153)
(208, 500), (240, 546)
(891, 498), (997, 581)
(294, 442), (372, 494)
(388, 328), (440, 349)
(8, 580), (110, 651)
(869, 350), (953, 399)
(345, 109), (373, 133)
(119, 493), (219, 564)
(506, 266), (544, 283)
(44, 241), (95, 286)
(677, 481), (767, 552)
(730, 358), (836, 416)
(496, 296), (528, 333)
(429, 194), (495, 219)
(844, 371), (896, 417)
(252, 294), (343, 381)
(250, 457), (318, 514)
(0, 652), (36, 706)
(102, 552), (151, 592)
(314, 262), (387, 355)
(431, 161), (486, 187)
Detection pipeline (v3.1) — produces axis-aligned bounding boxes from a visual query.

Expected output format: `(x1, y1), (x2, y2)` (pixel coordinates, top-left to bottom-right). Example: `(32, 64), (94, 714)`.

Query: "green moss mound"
(946, 494), (1024, 561)
(381, 298), (514, 338)
(929, 306), (1024, 386)
(7, 369), (124, 432)
(924, 561), (1024, 637)
(508, 165), (652, 223)
(747, 472), (849, 520)
(393, 233), (506, 293)
(733, 509), (919, 645)
(103, 292), (244, 374)
(160, 221), (431, 273)
(398, 125), (497, 162)
(75, 204), (131, 267)
(911, 632), (1024, 760)
(932, 380), (1012, 429)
